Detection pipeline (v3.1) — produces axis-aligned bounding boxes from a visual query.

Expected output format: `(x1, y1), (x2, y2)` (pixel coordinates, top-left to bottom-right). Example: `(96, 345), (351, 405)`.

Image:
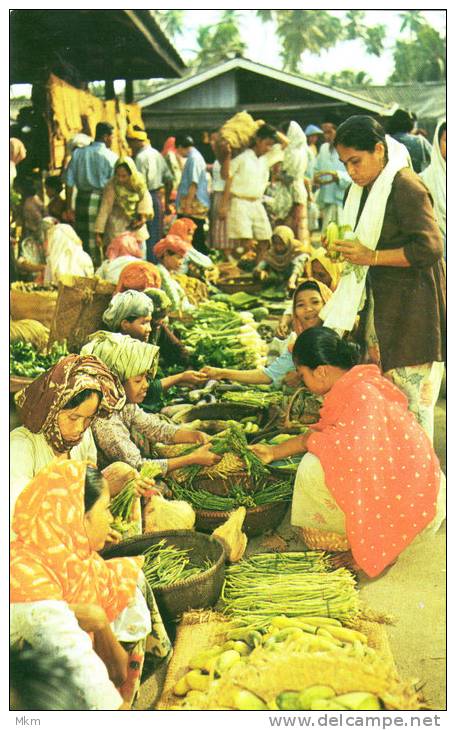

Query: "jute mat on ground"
(156, 609), (395, 711)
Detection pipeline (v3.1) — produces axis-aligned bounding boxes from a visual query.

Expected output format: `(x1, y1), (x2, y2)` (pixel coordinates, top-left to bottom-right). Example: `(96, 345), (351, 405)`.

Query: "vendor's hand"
(70, 604), (108, 632)
(105, 527), (123, 546)
(249, 444), (275, 465)
(254, 269), (268, 282)
(175, 428), (210, 445)
(283, 370), (302, 388)
(178, 370), (210, 387)
(334, 238), (373, 266)
(133, 476), (160, 498)
(276, 315), (292, 339)
(190, 443), (221, 467)
(200, 366), (225, 380)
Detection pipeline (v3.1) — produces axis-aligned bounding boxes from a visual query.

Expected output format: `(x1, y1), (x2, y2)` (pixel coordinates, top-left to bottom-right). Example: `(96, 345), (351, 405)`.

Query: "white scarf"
(421, 120), (446, 236)
(320, 135), (411, 332)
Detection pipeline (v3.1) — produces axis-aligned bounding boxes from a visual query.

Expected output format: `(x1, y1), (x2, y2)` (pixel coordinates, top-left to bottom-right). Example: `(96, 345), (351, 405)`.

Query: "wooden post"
(125, 79), (134, 104)
(105, 80), (115, 100)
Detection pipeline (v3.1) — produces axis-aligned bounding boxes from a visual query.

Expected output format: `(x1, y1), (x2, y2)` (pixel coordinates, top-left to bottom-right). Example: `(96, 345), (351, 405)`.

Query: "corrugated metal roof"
(352, 83), (446, 121)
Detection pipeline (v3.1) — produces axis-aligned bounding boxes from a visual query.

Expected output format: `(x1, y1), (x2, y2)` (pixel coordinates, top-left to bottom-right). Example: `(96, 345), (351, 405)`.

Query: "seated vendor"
(153, 235), (195, 313)
(81, 331), (220, 473)
(168, 217), (219, 284)
(10, 354), (152, 521)
(10, 460), (171, 710)
(253, 225), (310, 293)
(102, 289), (209, 405)
(201, 280), (332, 389)
(250, 327), (446, 577)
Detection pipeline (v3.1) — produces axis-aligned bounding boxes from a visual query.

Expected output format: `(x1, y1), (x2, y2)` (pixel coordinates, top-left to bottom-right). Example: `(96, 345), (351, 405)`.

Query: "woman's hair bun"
(335, 338), (361, 368)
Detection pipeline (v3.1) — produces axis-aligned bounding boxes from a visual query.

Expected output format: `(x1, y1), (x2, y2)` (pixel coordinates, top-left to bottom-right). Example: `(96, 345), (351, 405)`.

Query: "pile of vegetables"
(169, 478), (293, 511)
(171, 424), (271, 488)
(220, 390), (284, 409)
(11, 281), (58, 292)
(172, 302), (267, 369)
(10, 340), (68, 378)
(221, 553), (359, 629)
(109, 462), (162, 532)
(10, 319), (50, 352)
(142, 539), (212, 589)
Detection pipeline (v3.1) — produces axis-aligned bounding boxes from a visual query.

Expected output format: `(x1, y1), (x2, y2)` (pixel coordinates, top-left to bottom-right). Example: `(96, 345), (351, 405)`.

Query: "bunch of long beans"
(221, 390), (284, 409)
(222, 554), (359, 627)
(169, 478), (293, 511)
(109, 479), (137, 520)
(142, 540), (212, 589)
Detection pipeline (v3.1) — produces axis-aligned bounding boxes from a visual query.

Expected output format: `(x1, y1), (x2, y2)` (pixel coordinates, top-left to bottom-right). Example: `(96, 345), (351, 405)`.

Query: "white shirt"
(230, 145), (284, 199)
(10, 427), (97, 522)
(211, 160), (225, 193)
(135, 145), (171, 191)
(10, 601), (123, 710)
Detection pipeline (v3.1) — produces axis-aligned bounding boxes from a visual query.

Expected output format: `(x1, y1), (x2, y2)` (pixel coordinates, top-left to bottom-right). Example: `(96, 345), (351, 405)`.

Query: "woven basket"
(297, 526), (350, 552)
(10, 287), (58, 328)
(195, 500), (289, 537)
(100, 530), (226, 622)
(172, 402), (268, 427)
(283, 387), (322, 429)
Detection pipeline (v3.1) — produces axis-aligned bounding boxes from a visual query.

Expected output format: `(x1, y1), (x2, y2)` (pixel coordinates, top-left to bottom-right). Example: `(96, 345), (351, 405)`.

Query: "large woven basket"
(195, 500), (289, 537)
(100, 530), (226, 622)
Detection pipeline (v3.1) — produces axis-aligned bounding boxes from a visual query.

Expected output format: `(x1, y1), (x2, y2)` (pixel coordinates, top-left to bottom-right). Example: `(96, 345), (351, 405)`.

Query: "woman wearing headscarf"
(115, 260), (162, 293)
(43, 222), (94, 283)
(153, 235), (194, 313)
(254, 225), (310, 292)
(95, 231), (146, 285)
(10, 460), (171, 710)
(81, 331), (218, 473)
(421, 120), (446, 258)
(168, 217), (218, 283)
(10, 354), (125, 518)
(102, 290), (209, 407)
(320, 115), (445, 441)
(201, 279), (332, 388)
(161, 136), (185, 196)
(269, 121), (312, 247)
(95, 157), (153, 254)
(10, 138), (27, 187)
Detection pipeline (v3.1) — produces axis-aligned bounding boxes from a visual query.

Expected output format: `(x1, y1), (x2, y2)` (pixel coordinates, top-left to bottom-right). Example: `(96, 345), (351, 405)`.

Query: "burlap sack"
(47, 275), (115, 353)
(10, 288), (58, 329)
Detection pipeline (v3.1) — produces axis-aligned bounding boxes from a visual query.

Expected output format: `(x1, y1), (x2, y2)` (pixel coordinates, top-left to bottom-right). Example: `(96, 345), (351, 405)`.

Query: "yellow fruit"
(297, 686), (336, 710)
(232, 689), (267, 711)
(173, 674), (190, 696)
(186, 670), (211, 692)
(216, 649), (241, 673)
(318, 625), (368, 644)
(335, 692), (382, 711)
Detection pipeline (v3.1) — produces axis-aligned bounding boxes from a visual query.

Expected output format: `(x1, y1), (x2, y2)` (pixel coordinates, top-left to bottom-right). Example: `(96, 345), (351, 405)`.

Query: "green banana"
(297, 685), (336, 710)
(335, 692), (382, 711)
(276, 692), (302, 710)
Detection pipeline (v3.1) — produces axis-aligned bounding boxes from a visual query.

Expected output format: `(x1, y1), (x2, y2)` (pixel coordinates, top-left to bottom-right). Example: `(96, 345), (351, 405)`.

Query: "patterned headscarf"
(168, 218), (197, 242)
(10, 460), (143, 620)
(113, 156), (148, 218)
(16, 355), (125, 454)
(103, 290), (154, 332)
(265, 225), (308, 272)
(153, 234), (191, 260)
(81, 331), (159, 383)
(116, 261), (162, 293)
(106, 231), (144, 261)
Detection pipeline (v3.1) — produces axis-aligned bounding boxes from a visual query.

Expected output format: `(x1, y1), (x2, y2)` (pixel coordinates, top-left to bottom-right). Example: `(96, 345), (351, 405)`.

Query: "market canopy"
(10, 9), (186, 84)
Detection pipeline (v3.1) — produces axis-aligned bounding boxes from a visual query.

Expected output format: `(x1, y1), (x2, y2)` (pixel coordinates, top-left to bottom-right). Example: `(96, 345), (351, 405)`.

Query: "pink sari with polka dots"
(306, 365), (441, 577)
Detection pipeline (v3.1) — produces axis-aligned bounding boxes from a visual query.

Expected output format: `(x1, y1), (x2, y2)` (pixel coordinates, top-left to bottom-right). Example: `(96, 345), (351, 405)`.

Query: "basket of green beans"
(99, 530), (226, 621)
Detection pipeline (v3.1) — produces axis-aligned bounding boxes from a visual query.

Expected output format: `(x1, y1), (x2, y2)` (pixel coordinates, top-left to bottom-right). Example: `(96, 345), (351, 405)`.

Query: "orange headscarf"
(168, 218), (197, 243)
(153, 234), (191, 260)
(116, 261), (162, 293)
(10, 460), (143, 620)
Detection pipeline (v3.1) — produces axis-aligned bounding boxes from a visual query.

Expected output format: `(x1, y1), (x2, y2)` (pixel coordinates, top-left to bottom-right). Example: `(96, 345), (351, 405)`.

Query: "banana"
(189, 645), (224, 670)
(318, 625), (368, 644)
(311, 699), (347, 711)
(316, 628), (344, 646)
(335, 692), (382, 711)
(173, 674), (191, 696)
(325, 221), (342, 262)
(215, 649), (242, 673)
(297, 686), (336, 710)
(222, 640), (251, 656)
(270, 616), (318, 634)
(231, 689), (267, 711)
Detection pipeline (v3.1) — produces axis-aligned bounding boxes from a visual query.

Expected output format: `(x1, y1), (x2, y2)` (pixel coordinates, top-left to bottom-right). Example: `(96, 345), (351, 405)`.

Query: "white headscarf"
(44, 223), (94, 284)
(421, 120), (446, 237)
(320, 135), (411, 333)
(103, 290), (154, 332)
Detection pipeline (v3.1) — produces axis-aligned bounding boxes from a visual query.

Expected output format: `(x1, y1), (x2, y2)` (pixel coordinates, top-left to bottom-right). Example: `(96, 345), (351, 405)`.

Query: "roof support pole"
(105, 80), (115, 100)
(125, 79), (134, 104)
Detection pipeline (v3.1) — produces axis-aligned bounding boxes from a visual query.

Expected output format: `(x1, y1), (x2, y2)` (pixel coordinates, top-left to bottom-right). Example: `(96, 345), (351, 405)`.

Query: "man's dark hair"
(386, 109), (416, 135)
(255, 124), (278, 141)
(45, 175), (63, 193)
(175, 133), (194, 148)
(95, 122), (114, 140)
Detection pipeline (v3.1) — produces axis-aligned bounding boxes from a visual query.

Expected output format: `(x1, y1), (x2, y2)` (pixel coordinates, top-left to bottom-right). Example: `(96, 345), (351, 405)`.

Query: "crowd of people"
(9, 108), (446, 710)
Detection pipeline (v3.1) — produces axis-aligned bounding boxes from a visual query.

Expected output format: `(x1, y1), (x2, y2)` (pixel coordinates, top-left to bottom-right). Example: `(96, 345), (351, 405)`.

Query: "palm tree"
(192, 11), (246, 69)
(154, 10), (184, 40)
(399, 11), (427, 38)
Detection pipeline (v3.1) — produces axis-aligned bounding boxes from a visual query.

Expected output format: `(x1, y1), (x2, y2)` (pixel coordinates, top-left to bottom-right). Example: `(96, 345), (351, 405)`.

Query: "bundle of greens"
(222, 554), (359, 629)
(169, 477), (293, 511)
(109, 462), (163, 521)
(10, 340), (68, 378)
(142, 539), (212, 588)
(172, 302), (267, 369)
(221, 390), (284, 409)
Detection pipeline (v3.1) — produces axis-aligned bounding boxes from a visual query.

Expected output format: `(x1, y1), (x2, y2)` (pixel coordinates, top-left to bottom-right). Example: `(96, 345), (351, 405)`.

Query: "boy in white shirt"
(222, 124), (289, 256)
